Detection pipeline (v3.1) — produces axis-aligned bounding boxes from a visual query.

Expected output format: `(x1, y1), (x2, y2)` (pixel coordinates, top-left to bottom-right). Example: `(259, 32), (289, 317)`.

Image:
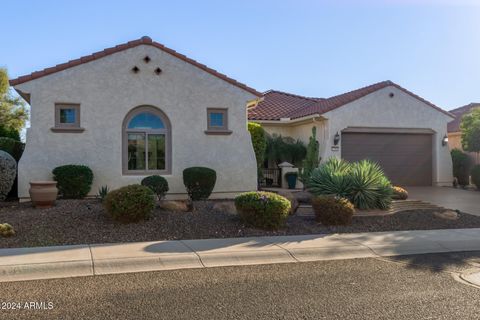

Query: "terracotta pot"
(29, 181), (58, 208)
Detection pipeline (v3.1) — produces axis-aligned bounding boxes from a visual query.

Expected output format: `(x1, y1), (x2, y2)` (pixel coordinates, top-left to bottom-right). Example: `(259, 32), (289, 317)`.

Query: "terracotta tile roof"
(447, 103), (480, 133)
(9, 36), (261, 97)
(248, 80), (453, 121)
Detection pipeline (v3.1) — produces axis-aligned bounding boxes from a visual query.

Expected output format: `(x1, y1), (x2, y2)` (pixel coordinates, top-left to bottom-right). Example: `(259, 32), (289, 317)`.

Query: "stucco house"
(248, 81), (454, 186)
(447, 102), (480, 165)
(10, 36), (260, 200)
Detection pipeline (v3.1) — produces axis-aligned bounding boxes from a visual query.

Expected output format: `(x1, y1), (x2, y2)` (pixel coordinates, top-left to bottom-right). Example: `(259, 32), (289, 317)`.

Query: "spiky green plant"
(97, 185), (110, 202)
(349, 160), (392, 210)
(307, 158), (392, 210)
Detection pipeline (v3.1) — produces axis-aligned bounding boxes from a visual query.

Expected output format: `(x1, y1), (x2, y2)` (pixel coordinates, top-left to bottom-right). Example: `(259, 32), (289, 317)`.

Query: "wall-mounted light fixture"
(333, 132), (340, 146)
(442, 134), (448, 147)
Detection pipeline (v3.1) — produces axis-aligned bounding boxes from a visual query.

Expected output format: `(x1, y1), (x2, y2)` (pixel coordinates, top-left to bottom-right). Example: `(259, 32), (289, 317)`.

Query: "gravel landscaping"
(1, 199), (480, 248)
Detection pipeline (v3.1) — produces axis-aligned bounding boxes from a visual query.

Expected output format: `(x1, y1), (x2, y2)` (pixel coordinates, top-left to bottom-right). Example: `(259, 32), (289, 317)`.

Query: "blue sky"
(2, 0), (480, 111)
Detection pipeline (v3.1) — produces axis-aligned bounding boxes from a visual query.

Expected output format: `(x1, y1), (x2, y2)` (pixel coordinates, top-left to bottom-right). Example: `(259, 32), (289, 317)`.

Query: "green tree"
(461, 108), (480, 154)
(0, 68), (28, 141)
(299, 126), (320, 185)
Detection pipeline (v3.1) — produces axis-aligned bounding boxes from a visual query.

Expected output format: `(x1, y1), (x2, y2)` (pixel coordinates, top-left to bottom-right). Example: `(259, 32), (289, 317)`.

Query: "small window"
(52, 104), (83, 132)
(206, 108), (231, 135)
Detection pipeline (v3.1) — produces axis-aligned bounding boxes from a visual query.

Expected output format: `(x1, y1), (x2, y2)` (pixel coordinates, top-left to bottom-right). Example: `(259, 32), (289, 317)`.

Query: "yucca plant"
(307, 158), (352, 198)
(97, 185), (110, 202)
(307, 157), (392, 210)
(349, 160), (392, 210)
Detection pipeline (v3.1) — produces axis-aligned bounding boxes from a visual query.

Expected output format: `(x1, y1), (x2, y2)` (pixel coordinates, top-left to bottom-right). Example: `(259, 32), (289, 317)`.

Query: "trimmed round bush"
(471, 165), (480, 190)
(311, 195), (354, 226)
(0, 150), (16, 201)
(0, 223), (15, 237)
(141, 175), (169, 200)
(183, 167), (216, 200)
(235, 191), (291, 230)
(103, 184), (155, 223)
(392, 186), (408, 200)
(52, 165), (93, 199)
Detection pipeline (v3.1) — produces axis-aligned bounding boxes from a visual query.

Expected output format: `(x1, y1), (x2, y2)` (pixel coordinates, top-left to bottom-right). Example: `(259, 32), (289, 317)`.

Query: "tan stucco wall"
(15, 44), (258, 199)
(322, 86), (453, 186)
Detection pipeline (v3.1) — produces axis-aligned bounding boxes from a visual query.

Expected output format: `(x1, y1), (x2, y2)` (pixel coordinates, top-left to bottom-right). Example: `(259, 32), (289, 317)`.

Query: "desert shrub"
(451, 149), (471, 187)
(103, 184), (155, 222)
(471, 165), (480, 189)
(298, 127), (320, 185)
(349, 160), (392, 210)
(311, 195), (354, 226)
(0, 150), (16, 201)
(52, 165), (94, 199)
(307, 158), (352, 198)
(308, 158), (392, 210)
(235, 191), (291, 230)
(0, 223), (15, 237)
(0, 137), (24, 161)
(141, 175), (169, 200)
(183, 167), (216, 200)
(392, 186), (408, 200)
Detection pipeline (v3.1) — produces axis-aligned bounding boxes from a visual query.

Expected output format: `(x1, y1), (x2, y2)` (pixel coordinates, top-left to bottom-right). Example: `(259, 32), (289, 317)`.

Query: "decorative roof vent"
(143, 56), (151, 63)
(154, 67), (162, 75)
(132, 66), (140, 73)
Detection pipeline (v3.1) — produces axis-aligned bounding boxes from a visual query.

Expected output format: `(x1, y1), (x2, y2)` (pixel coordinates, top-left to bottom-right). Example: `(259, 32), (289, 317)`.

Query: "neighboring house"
(447, 103), (480, 165)
(248, 81), (454, 186)
(10, 36), (260, 200)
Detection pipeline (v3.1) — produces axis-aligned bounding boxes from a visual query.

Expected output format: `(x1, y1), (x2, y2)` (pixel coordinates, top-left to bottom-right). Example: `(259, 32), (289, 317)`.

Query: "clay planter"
(29, 181), (58, 208)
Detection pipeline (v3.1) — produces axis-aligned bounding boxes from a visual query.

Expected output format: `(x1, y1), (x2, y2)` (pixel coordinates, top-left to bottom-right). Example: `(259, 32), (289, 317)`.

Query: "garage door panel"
(341, 132), (432, 186)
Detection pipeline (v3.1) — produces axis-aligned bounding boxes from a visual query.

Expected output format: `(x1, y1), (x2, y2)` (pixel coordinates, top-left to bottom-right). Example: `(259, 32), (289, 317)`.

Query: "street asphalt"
(2, 251), (480, 320)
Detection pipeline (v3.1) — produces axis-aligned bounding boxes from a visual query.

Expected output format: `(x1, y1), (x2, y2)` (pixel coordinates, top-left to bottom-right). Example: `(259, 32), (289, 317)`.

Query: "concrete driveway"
(408, 187), (480, 216)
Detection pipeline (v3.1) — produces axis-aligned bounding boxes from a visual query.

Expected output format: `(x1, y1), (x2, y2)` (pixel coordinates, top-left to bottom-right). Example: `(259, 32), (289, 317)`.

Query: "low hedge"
(311, 195), (354, 226)
(234, 191), (291, 230)
(183, 167), (216, 200)
(141, 175), (169, 200)
(52, 164), (93, 199)
(103, 184), (155, 223)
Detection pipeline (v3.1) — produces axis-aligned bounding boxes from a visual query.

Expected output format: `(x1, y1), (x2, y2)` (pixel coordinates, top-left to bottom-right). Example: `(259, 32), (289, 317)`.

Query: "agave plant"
(349, 160), (392, 210)
(97, 185), (110, 202)
(308, 157), (392, 210)
(307, 158), (352, 198)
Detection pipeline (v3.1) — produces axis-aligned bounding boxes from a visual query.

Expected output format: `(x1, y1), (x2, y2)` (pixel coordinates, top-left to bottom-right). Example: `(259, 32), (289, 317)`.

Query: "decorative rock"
(0, 151), (16, 201)
(212, 201), (237, 215)
(159, 200), (189, 212)
(433, 210), (458, 220)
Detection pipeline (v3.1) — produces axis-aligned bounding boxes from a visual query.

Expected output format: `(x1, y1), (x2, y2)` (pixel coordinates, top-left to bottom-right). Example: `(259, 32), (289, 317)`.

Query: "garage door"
(341, 132), (433, 186)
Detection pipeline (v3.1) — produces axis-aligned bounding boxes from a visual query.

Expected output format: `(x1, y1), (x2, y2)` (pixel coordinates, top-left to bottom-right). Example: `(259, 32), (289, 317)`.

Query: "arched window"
(122, 106), (171, 174)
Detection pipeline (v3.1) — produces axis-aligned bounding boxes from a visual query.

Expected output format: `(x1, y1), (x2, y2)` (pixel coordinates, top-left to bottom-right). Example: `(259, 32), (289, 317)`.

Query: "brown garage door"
(341, 132), (433, 186)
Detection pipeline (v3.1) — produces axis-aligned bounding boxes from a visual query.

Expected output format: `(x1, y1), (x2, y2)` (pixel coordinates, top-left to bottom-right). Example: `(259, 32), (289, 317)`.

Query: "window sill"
(204, 130), (232, 135)
(50, 127), (85, 133)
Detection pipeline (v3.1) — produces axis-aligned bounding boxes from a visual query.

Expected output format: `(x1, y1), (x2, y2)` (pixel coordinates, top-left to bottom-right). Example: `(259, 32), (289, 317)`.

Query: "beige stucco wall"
(15, 44), (258, 199)
(256, 85), (453, 186)
(322, 86), (454, 186)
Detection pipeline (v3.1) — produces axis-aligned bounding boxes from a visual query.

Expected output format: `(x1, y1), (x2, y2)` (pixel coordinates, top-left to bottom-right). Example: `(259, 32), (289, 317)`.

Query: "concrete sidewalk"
(2, 228), (480, 282)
